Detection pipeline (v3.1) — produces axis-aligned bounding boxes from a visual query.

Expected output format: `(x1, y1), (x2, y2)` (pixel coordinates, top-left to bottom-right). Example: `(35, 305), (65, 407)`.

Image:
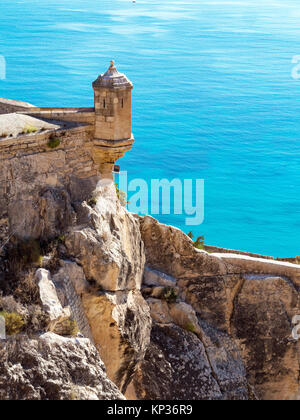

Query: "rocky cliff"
(0, 141), (299, 400)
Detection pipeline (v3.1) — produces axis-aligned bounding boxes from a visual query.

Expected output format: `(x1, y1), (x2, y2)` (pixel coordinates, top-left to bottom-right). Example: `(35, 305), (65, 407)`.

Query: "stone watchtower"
(92, 61), (134, 179)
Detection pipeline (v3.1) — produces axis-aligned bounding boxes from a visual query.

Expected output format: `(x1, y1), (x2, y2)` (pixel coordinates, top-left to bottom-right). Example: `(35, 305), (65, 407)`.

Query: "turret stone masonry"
(92, 61), (134, 179)
(0, 62), (134, 243)
(0, 61), (134, 179)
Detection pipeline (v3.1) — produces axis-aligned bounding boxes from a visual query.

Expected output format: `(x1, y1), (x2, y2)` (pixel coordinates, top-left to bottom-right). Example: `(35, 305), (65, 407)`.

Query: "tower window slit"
(103, 99), (106, 108)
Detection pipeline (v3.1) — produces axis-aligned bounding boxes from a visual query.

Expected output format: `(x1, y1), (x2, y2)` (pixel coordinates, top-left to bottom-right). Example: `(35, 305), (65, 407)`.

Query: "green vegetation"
(47, 134), (61, 149)
(115, 183), (128, 206)
(0, 311), (25, 335)
(58, 235), (66, 243)
(187, 231), (205, 250)
(194, 236), (205, 250)
(21, 124), (38, 135)
(64, 319), (79, 337)
(185, 321), (196, 333)
(163, 287), (178, 304)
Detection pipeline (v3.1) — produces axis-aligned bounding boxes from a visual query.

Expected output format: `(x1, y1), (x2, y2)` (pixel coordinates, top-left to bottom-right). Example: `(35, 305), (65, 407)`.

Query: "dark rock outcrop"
(0, 333), (125, 400)
(127, 322), (254, 400)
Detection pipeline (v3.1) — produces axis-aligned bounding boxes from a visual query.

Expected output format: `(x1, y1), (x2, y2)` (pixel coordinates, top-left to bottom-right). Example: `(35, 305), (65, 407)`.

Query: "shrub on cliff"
(48, 134), (61, 149)
(64, 320), (79, 337)
(163, 287), (178, 304)
(0, 294), (49, 335)
(185, 321), (196, 334)
(115, 183), (128, 206)
(194, 235), (205, 250)
(0, 311), (25, 335)
(187, 232), (205, 250)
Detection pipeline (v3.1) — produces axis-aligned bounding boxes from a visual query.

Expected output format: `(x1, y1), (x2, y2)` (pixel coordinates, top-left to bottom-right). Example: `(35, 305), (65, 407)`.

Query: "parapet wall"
(22, 107), (96, 126)
(0, 125), (93, 160)
(0, 98), (34, 115)
(204, 244), (274, 260)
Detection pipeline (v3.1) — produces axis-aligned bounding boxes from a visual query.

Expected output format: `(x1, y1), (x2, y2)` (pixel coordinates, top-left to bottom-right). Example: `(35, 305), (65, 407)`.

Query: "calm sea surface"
(0, 0), (299, 257)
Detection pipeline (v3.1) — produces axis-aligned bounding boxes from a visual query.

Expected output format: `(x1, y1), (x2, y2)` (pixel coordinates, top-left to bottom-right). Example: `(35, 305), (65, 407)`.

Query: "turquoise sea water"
(0, 0), (299, 257)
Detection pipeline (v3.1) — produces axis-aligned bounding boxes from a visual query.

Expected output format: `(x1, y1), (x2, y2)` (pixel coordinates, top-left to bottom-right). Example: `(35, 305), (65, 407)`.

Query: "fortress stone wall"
(203, 244), (274, 260)
(0, 97), (34, 115)
(24, 107), (96, 125)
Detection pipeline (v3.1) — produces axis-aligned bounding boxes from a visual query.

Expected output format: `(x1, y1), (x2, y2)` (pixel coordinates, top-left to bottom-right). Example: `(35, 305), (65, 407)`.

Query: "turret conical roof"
(92, 61), (133, 90)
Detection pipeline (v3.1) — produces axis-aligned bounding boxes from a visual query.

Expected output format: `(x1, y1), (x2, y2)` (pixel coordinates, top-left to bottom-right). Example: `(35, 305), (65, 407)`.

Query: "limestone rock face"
(198, 320), (257, 400)
(139, 216), (234, 332)
(52, 261), (93, 341)
(177, 275), (234, 333)
(127, 323), (252, 401)
(139, 215), (228, 279)
(38, 188), (76, 239)
(61, 184), (151, 394)
(4, 155), (76, 240)
(169, 302), (202, 336)
(35, 268), (71, 332)
(53, 260), (89, 296)
(231, 276), (300, 401)
(143, 267), (177, 288)
(65, 184), (145, 292)
(0, 333), (125, 400)
(82, 290), (151, 394)
(146, 298), (173, 325)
